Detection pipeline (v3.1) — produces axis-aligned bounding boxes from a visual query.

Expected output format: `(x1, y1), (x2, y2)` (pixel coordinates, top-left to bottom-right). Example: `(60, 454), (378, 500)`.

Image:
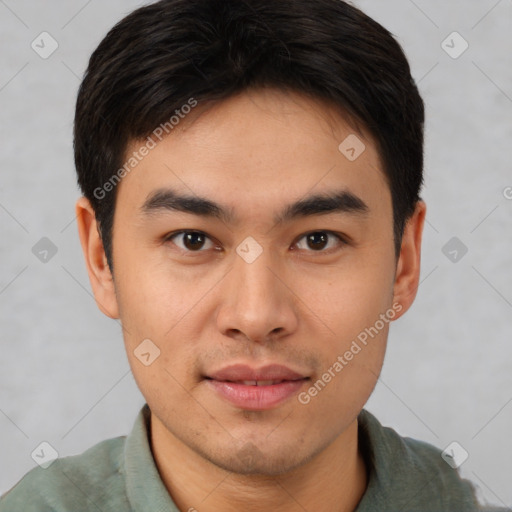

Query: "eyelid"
(164, 230), (218, 252)
(293, 230), (348, 253)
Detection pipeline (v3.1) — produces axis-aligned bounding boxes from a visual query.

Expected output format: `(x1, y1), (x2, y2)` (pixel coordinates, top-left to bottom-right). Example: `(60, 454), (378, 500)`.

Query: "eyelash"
(163, 230), (348, 255)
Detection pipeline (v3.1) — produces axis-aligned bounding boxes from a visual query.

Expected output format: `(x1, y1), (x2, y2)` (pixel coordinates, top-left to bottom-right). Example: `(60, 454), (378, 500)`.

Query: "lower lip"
(206, 379), (307, 410)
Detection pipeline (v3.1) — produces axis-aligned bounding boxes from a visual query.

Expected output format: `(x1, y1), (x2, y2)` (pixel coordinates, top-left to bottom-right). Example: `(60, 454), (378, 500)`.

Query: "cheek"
(114, 251), (199, 338)
(113, 256), (210, 384)
(296, 258), (395, 337)
(294, 257), (394, 395)
(301, 320), (389, 421)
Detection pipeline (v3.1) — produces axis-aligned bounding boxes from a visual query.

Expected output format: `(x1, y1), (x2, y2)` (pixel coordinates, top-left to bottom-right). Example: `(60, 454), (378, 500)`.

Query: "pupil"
(185, 232), (204, 250)
(308, 232), (327, 250)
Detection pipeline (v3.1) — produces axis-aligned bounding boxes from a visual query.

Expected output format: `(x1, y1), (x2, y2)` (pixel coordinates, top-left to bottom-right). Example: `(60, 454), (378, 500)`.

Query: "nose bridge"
(232, 240), (280, 308)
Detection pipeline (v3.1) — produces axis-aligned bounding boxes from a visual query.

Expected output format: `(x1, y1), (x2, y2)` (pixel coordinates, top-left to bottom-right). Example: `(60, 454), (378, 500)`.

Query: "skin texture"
(76, 88), (426, 512)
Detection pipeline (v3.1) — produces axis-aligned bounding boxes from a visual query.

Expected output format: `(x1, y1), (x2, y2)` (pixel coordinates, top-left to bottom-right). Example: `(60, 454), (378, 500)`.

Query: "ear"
(392, 200), (426, 319)
(75, 197), (119, 319)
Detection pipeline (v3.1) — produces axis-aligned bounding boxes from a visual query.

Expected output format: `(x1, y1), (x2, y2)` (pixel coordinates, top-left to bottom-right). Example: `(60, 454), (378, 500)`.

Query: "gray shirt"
(0, 404), (506, 511)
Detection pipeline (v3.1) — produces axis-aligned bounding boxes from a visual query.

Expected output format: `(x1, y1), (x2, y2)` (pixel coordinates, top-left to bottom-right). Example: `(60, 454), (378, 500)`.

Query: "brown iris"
(306, 232), (329, 251)
(182, 232), (207, 251)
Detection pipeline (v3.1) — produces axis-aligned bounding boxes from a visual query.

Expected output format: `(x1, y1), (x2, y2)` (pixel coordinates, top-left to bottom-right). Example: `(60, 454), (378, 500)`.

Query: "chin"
(200, 438), (321, 476)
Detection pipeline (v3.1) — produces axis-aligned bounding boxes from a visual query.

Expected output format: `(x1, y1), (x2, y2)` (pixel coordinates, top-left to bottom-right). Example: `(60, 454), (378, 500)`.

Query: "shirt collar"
(123, 404), (180, 512)
(122, 404), (479, 512)
(355, 408), (479, 511)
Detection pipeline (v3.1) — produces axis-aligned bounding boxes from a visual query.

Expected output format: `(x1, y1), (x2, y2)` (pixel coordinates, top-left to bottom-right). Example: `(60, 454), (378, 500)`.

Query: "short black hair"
(74, 0), (425, 271)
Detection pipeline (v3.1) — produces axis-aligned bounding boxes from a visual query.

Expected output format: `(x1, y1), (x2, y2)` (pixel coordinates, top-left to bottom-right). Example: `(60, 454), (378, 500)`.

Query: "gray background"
(1, 0), (511, 507)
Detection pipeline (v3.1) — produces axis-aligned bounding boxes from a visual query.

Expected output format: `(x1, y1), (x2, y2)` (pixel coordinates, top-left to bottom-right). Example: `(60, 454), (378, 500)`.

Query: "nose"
(215, 245), (299, 344)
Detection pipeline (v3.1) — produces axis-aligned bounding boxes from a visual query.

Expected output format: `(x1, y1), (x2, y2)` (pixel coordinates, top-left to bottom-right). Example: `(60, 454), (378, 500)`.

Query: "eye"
(165, 231), (216, 252)
(294, 231), (347, 253)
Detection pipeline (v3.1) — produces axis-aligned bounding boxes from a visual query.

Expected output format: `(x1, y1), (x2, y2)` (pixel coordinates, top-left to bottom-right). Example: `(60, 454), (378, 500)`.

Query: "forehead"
(116, 88), (388, 217)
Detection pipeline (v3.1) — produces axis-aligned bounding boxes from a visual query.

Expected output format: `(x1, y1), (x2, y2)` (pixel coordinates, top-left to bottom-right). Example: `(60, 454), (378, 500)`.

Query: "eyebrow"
(140, 187), (369, 225)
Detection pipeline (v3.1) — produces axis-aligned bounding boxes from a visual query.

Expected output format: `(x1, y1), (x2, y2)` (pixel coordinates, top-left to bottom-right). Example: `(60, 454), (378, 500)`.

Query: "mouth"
(208, 379), (300, 386)
(204, 364), (310, 410)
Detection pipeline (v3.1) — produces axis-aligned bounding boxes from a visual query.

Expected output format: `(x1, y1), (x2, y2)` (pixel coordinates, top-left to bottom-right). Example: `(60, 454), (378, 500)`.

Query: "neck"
(150, 414), (368, 512)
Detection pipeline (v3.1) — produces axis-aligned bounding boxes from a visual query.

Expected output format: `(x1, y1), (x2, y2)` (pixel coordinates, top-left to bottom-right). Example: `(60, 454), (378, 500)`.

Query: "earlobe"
(75, 197), (120, 319)
(392, 200), (427, 320)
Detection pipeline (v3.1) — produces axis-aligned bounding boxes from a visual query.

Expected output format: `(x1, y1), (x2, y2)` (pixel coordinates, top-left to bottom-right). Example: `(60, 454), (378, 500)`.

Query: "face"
(79, 88), (423, 476)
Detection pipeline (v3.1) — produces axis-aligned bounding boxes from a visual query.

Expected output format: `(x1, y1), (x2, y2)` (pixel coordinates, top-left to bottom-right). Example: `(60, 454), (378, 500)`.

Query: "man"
(0, 0), (505, 510)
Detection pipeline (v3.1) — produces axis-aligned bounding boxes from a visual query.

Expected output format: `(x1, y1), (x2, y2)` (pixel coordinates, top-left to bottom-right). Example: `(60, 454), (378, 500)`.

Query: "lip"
(206, 363), (306, 382)
(204, 364), (309, 411)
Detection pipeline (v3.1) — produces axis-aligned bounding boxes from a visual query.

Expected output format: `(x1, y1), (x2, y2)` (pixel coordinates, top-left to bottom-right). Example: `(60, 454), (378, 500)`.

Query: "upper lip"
(206, 364), (308, 382)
